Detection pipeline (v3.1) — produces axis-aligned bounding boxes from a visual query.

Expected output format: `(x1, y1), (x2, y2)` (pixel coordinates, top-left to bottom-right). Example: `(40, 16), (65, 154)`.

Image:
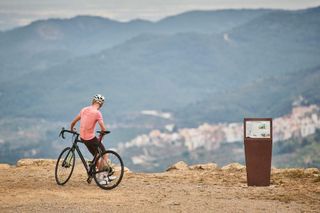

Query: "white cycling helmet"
(93, 94), (105, 105)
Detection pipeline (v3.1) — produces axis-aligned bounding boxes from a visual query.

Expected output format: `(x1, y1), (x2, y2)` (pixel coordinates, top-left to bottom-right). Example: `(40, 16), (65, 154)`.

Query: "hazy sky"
(1, 0), (320, 31)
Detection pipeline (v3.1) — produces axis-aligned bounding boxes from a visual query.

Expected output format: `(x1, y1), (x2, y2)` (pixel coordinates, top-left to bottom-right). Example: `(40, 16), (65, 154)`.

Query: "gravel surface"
(0, 160), (319, 212)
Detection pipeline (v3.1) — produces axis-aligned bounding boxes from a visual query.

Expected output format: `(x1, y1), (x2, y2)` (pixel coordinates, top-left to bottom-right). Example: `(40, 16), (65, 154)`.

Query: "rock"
(282, 168), (305, 175)
(166, 161), (189, 171)
(304, 168), (319, 175)
(281, 168), (305, 178)
(16, 159), (56, 167)
(0, 164), (11, 169)
(124, 167), (132, 173)
(189, 163), (218, 170)
(283, 168), (304, 173)
(114, 166), (131, 173)
(221, 163), (245, 171)
(271, 167), (282, 174)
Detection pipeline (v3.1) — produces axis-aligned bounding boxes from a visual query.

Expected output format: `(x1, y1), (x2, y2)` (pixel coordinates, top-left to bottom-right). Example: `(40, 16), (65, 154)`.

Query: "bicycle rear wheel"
(55, 147), (75, 185)
(93, 150), (124, 190)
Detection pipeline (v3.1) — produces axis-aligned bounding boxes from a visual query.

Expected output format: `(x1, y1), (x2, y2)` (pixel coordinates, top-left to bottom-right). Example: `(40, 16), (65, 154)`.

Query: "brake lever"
(59, 127), (66, 139)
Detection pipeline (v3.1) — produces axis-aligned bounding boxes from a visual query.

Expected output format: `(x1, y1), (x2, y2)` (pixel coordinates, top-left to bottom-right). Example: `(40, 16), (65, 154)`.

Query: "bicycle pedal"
(108, 170), (115, 176)
(108, 175), (117, 181)
(87, 177), (92, 184)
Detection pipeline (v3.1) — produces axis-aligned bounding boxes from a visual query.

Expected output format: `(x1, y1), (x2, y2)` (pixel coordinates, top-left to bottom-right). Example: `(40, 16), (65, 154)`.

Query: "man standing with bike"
(70, 94), (113, 184)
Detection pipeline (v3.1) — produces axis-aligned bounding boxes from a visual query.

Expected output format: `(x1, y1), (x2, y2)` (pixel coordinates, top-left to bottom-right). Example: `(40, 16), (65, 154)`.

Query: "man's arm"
(98, 119), (107, 132)
(70, 114), (81, 131)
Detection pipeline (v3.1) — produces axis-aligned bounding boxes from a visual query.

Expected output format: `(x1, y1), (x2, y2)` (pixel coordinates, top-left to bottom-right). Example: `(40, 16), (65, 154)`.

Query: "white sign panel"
(246, 121), (271, 138)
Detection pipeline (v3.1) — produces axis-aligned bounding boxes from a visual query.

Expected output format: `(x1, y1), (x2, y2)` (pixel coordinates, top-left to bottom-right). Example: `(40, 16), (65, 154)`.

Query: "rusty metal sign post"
(244, 118), (272, 186)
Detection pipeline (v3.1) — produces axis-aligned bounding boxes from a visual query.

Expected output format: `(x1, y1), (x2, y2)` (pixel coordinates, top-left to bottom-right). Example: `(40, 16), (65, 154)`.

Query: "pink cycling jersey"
(79, 106), (104, 140)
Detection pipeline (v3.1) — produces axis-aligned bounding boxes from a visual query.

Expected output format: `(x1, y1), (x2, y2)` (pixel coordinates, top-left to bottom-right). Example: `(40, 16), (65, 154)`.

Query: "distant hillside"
(0, 7), (319, 125)
(273, 129), (320, 168)
(176, 66), (320, 126)
(0, 9), (269, 82)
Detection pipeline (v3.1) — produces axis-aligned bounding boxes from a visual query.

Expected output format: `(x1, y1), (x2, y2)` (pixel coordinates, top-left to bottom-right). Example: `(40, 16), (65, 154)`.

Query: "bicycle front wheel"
(93, 150), (124, 190)
(55, 147), (75, 185)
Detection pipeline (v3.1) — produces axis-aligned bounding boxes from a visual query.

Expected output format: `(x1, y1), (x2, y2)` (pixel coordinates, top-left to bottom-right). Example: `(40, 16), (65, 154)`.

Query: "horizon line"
(1, 5), (319, 32)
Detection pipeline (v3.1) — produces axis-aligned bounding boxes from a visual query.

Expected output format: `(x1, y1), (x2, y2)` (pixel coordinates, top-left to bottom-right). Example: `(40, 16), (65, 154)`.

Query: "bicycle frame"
(71, 138), (92, 174)
(62, 132), (105, 177)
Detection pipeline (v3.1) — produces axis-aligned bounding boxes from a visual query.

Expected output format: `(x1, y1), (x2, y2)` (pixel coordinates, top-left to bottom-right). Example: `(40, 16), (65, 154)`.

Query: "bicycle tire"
(93, 150), (124, 190)
(55, 147), (75, 185)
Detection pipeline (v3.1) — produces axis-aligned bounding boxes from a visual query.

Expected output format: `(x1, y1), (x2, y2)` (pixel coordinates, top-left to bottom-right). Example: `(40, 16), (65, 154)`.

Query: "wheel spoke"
(55, 147), (75, 185)
(93, 150), (124, 190)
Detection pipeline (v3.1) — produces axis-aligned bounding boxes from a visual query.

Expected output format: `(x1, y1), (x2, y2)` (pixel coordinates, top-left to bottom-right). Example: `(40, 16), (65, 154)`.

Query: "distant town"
(118, 105), (320, 165)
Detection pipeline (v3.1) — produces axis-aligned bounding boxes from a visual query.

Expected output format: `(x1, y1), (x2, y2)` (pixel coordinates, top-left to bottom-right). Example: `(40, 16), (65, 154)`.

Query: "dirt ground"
(0, 160), (319, 213)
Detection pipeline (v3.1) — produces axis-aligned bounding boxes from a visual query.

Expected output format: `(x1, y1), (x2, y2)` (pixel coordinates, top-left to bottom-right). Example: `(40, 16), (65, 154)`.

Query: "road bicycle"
(55, 128), (124, 190)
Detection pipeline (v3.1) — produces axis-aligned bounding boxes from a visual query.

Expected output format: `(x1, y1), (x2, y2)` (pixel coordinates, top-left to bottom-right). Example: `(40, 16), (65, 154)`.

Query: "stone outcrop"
(15, 159), (133, 174)
(166, 161), (189, 171)
(16, 159), (56, 167)
(0, 164), (11, 169)
(304, 168), (319, 175)
(124, 167), (132, 173)
(221, 163), (246, 171)
(189, 163), (218, 170)
(167, 161), (219, 171)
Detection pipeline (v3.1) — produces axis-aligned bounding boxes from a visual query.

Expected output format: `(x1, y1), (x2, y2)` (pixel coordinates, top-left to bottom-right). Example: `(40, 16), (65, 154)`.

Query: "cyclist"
(70, 94), (114, 184)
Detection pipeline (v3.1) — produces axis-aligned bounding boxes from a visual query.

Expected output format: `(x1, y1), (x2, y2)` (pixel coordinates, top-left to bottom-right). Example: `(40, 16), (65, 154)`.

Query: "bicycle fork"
(62, 149), (74, 168)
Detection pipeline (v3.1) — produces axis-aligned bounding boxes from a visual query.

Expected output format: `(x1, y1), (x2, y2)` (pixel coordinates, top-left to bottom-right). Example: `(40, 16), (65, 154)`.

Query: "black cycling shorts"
(81, 137), (106, 156)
